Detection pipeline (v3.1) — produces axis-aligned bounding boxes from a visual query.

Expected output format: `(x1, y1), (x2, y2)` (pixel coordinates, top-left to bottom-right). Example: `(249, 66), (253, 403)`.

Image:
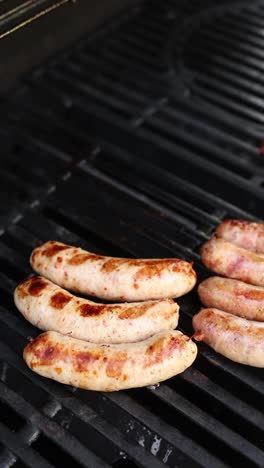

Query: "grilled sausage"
(198, 276), (264, 321)
(15, 276), (179, 344)
(23, 330), (198, 391)
(30, 241), (197, 301)
(200, 237), (264, 287)
(193, 308), (264, 367)
(216, 219), (264, 253)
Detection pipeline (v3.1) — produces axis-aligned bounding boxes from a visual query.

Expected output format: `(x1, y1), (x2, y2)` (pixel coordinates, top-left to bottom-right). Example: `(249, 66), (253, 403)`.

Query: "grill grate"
(0, 0), (264, 467)
(171, 1), (264, 126)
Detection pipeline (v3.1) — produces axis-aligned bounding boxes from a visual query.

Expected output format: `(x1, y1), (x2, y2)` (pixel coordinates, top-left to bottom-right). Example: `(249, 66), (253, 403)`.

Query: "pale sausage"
(216, 219), (264, 253)
(198, 276), (264, 321)
(30, 241), (197, 301)
(23, 330), (198, 391)
(200, 237), (264, 287)
(193, 308), (264, 367)
(15, 276), (179, 344)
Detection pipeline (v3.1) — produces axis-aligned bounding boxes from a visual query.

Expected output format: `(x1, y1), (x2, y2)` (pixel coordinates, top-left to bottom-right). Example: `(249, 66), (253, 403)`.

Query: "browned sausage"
(23, 330), (198, 391)
(198, 276), (264, 321)
(216, 219), (264, 253)
(193, 308), (264, 367)
(200, 237), (264, 287)
(14, 276), (179, 343)
(30, 241), (197, 301)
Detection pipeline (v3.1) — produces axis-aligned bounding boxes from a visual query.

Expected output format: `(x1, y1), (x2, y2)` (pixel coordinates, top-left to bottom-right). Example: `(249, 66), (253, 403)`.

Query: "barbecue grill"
(0, 0), (263, 467)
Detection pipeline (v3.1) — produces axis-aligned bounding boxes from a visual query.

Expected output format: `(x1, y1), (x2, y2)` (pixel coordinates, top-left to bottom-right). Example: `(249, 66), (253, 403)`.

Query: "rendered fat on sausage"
(15, 276), (179, 344)
(216, 219), (264, 253)
(200, 237), (264, 287)
(23, 330), (198, 391)
(30, 241), (197, 301)
(193, 308), (264, 367)
(198, 276), (264, 321)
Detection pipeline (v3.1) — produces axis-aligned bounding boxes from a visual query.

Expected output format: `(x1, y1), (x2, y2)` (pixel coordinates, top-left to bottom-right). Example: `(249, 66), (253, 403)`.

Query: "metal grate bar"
(0, 339), (165, 468)
(147, 385), (263, 467)
(105, 392), (227, 468)
(0, 382), (109, 468)
(0, 420), (54, 468)
(181, 367), (264, 436)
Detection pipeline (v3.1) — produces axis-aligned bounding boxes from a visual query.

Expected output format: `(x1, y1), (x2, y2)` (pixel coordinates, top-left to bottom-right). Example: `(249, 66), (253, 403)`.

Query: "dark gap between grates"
(0, 360), (49, 410)
(0, 399), (25, 432)
(112, 461), (138, 468)
(10, 460), (28, 468)
(31, 435), (83, 468)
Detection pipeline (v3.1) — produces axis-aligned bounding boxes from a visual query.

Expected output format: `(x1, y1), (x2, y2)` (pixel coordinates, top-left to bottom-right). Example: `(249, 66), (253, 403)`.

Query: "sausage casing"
(193, 308), (264, 367)
(198, 276), (264, 321)
(23, 330), (198, 391)
(30, 241), (197, 301)
(216, 219), (264, 253)
(15, 276), (179, 343)
(200, 237), (264, 287)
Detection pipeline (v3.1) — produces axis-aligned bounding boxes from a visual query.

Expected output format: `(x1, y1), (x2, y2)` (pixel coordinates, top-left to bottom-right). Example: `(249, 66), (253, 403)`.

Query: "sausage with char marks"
(14, 276), (179, 343)
(30, 241), (196, 301)
(23, 330), (197, 391)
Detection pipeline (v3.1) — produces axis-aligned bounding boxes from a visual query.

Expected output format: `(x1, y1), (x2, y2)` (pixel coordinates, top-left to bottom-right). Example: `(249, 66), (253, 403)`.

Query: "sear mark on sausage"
(135, 259), (194, 281)
(101, 258), (193, 280)
(25, 334), (61, 366)
(28, 277), (48, 297)
(135, 261), (173, 280)
(101, 258), (128, 273)
(144, 335), (184, 368)
(119, 303), (150, 320)
(68, 253), (104, 265)
(78, 303), (107, 317)
(222, 219), (251, 230)
(74, 351), (101, 372)
(41, 242), (71, 258)
(236, 287), (264, 301)
(49, 292), (72, 310)
(105, 352), (127, 378)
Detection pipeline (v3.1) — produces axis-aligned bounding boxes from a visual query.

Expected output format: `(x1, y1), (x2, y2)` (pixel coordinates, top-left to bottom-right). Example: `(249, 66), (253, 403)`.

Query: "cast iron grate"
(170, 1), (264, 126)
(0, 117), (95, 233)
(0, 0), (263, 467)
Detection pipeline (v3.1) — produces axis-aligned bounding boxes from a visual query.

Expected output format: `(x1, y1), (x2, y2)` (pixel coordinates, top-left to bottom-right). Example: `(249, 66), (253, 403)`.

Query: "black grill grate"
(171, 1), (264, 126)
(0, 0), (264, 467)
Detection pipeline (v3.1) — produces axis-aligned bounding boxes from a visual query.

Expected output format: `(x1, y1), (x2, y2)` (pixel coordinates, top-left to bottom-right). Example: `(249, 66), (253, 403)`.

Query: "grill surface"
(0, 0), (264, 467)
